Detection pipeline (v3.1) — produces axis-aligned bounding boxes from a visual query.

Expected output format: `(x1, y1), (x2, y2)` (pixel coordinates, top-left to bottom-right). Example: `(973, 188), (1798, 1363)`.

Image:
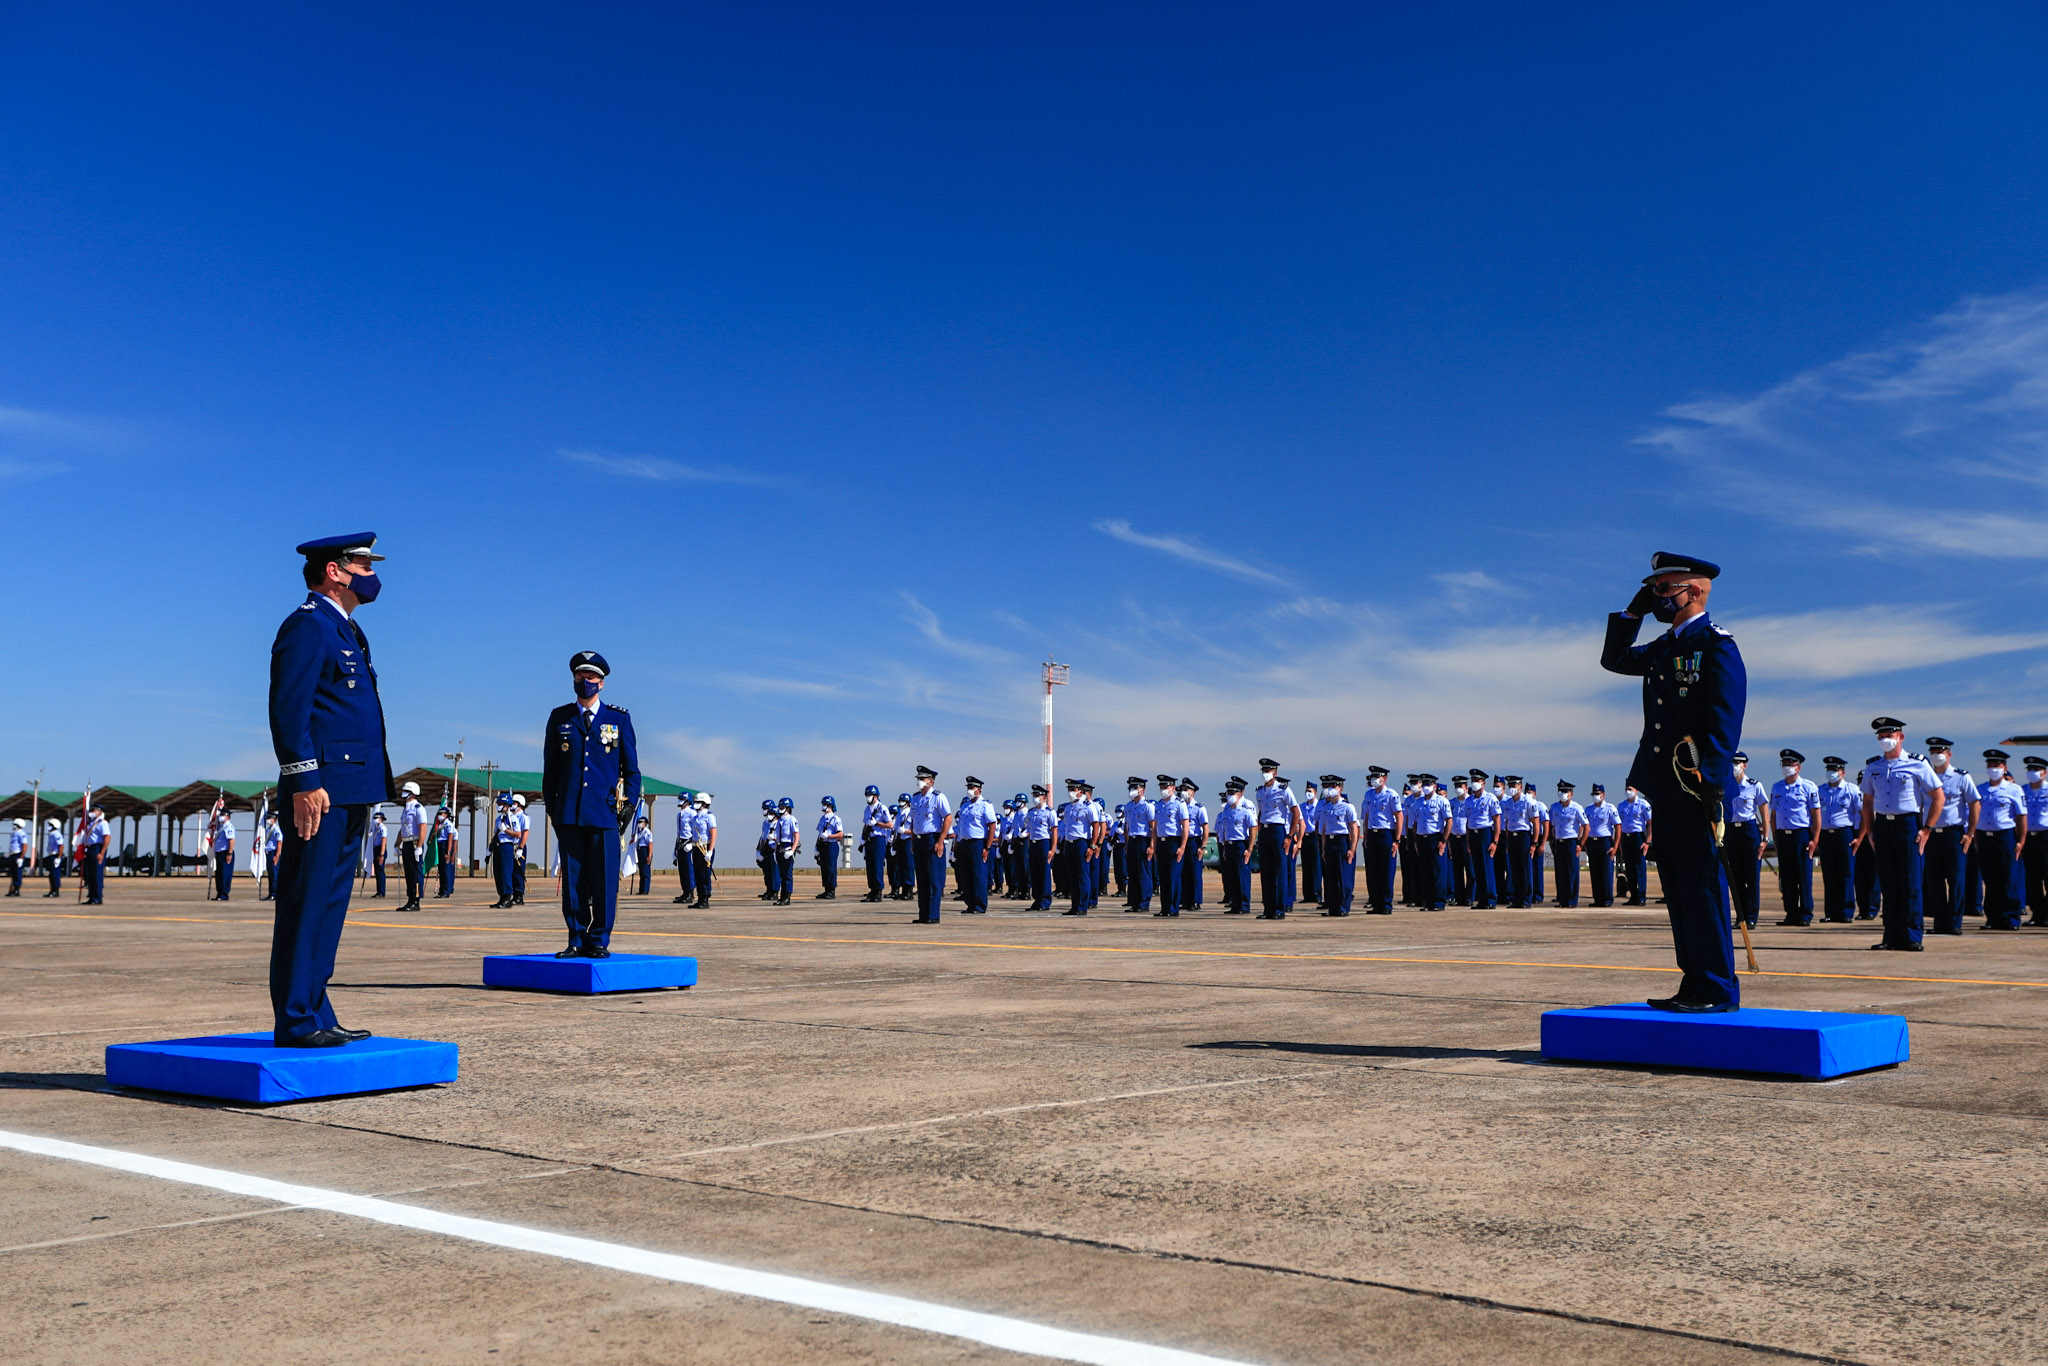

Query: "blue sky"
(5, 2), (2048, 807)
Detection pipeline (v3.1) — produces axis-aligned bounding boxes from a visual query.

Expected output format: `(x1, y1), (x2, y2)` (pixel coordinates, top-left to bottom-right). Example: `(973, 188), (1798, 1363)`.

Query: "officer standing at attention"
(1316, 775), (1360, 916)
(1766, 750), (1819, 926)
(2024, 758), (2048, 925)
(1853, 758), (1884, 920)
(78, 804), (110, 905)
(814, 795), (845, 900)
(888, 793), (914, 898)
(267, 532), (398, 1047)
(1527, 783), (1549, 907)
(1299, 781), (1323, 909)
(1973, 750), (2026, 931)
(952, 778), (998, 915)
(1601, 551), (1747, 1013)
(1122, 778), (1156, 912)
(491, 795), (520, 908)
(686, 793), (716, 908)
(1214, 777), (1253, 912)
(1853, 719), (1942, 951)
(1584, 784), (1619, 906)
(672, 792), (698, 905)
(858, 785), (892, 903)
(1496, 777), (1535, 909)
(1719, 753), (1767, 930)
(1253, 761), (1297, 919)
(1616, 784), (1653, 905)
(768, 798), (799, 905)
(1359, 767), (1401, 914)
(906, 766), (953, 923)
(395, 780), (425, 910)
(1548, 782), (1587, 908)
(1463, 769), (1499, 909)
(541, 651), (642, 958)
(1447, 776), (1472, 905)
(1410, 776), (1451, 911)
(1024, 785), (1057, 910)
(1815, 757), (1861, 921)
(510, 794), (531, 904)
(260, 812), (282, 900)
(1056, 777), (1099, 915)
(1922, 739), (1979, 936)
(1151, 774), (1189, 917)
(42, 819), (66, 898)
(633, 815), (654, 895)
(432, 808), (459, 899)
(369, 811), (388, 898)
(7, 817), (28, 896)
(1180, 780), (1209, 911)
(203, 806), (233, 901)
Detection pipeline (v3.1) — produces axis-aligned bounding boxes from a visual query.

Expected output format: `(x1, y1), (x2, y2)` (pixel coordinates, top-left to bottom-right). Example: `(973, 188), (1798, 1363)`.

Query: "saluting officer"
(541, 651), (642, 958)
(1815, 758), (1861, 922)
(267, 532), (398, 1046)
(1601, 551), (1746, 1012)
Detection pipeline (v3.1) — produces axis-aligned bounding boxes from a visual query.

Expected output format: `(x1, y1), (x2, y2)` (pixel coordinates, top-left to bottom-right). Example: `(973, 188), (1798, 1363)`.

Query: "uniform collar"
(309, 590), (351, 622)
(1670, 611), (1710, 639)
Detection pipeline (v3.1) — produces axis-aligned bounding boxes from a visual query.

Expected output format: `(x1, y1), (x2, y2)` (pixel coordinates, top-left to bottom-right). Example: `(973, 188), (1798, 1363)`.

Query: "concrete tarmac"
(4, 872), (2047, 1365)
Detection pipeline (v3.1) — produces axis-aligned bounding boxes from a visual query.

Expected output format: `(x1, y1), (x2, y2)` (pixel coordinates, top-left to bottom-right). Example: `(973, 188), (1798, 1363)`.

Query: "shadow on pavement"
(1188, 1040), (1541, 1062)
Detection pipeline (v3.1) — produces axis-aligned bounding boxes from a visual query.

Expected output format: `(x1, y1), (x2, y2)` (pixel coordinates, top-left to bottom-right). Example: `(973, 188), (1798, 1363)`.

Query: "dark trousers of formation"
(555, 824), (620, 954)
(270, 803), (367, 1042)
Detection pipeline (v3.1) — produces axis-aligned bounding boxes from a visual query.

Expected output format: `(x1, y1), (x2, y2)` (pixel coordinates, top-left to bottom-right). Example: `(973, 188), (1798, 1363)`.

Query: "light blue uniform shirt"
(1411, 793), (1452, 835)
(861, 800), (894, 838)
(1154, 796), (1186, 838)
(893, 806), (913, 843)
(1978, 779), (2026, 832)
(1862, 756), (1941, 817)
(1584, 799), (1618, 838)
(1616, 795), (1652, 833)
(1448, 795), (1468, 835)
(1727, 777), (1767, 823)
(9, 827), (27, 856)
(2024, 780), (2048, 828)
(817, 811), (844, 841)
(1124, 798), (1155, 837)
(635, 824), (653, 850)
(770, 814), (798, 847)
(1817, 781), (1861, 829)
(1025, 805), (1057, 840)
(1254, 781), (1297, 828)
(1187, 801), (1209, 837)
(263, 821), (281, 853)
(1768, 777), (1820, 829)
(1315, 798), (1358, 837)
(211, 818), (235, 851)
(399, 799), (424, 839)
(81, 814), (109, 848)
(954, 797), (997, 840)
(1463, 790), (1499, 834)
(1548, 800), (1586, 839)
(1362, 788), (1401, 831)
(1499, 795), (1537, 833)
(1057, 799), (1099, 841)
(675, 805), (693, 840)
(1931, 768), (1979, 829)
(1214, 797), (1254, 842)
(46, 828), (64, 858)
(908, 789), (952, 835)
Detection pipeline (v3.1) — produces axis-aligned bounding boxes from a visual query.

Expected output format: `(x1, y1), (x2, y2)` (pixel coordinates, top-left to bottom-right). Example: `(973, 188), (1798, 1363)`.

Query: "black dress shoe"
(555, 947), (584, 958)
(1648, 998), (1737, 1013)
(672, 895), (690, 903)
(1061, 909), (1086, 916)
(1152, 909), (1177, 917)
(585, 946), (611, 958)
(332, 1027), (372, 1041)
(276, 1028), (352, 1048)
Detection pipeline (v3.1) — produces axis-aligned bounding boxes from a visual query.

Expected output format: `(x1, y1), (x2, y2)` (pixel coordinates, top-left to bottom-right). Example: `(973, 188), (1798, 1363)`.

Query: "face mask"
(1781, 765), (1796, 779)
(1988, 766), (2006, 780)
(2031, 770), (2047, 783)
(1733, 763), (1746, 776)
(1650, 584), (1687, 623)
(1261, 772), (1277, 784)
(1421, 784), (1434, 796)
(347, 568), (382, 604)
(575, 676), (602, 699)
(1826, 770), (1842, 782)
(1879, 736), (1902, 755)
(1932, 755), (1950, 770)
(1626, 791), (1637, 801)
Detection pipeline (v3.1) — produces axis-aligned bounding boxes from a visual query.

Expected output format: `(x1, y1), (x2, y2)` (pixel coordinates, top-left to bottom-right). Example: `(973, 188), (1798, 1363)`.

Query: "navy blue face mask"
(575, 676), (603, 699)
(346, 568), (381, 604)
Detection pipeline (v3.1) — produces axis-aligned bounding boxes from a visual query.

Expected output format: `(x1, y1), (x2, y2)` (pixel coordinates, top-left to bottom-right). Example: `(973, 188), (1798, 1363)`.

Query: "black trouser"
(1549, 839), (1580, 907)
(1466, 830), (1495, 907)
(1300, 832), (1322, 904)
(1218, 838), (1250, 909)
(81, 846), (105, 902)
(1363, 828), (1394, 911)
(1501, 831), (1532, 906)
(400, 840), (422, 902)
(1720, 822), (1760, 924)
(1412, 836), (1443, 909)
(1923, 826), (1965, 932)
(1320, 836), (1355, 913)
(1449, 832), (1471, 904)
(1871, 816), (1924, 947)
(1028, 838), (1052, 908)
(2025, 837), (2048, 924)
(1816, 827), (1855, 920)
(1978, 828), (2021, 929)
(1773, 830), (1814, 923)
(816, 838), (839, 895)
(1619, 831), (1648, 904)
(1855, 839), (1881, 918)
(1586, 835), (1615, 905)
(1257, 825), (1287, 913)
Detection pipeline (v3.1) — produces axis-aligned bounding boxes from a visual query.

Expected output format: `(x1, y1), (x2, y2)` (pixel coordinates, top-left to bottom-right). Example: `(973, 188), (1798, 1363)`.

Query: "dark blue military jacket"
(1601, 611), (1746, 816)
(542, 701), (641, 829)
(269, 593), (397, 807)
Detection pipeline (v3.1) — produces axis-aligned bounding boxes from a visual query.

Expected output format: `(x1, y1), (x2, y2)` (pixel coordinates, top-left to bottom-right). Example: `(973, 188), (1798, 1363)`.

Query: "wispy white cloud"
(1726, 605), (2048, 682)
(1093, 518), (1292, 587)
(899, 592), (1015, 666)
(560, 447), (781, 487)
(0, 403), (145, 451)
(1639, 287), (2048, 558)
(715, 673), (848, 700)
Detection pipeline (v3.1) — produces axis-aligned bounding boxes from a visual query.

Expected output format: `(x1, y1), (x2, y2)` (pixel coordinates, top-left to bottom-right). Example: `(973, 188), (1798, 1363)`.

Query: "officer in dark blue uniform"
(541, 651), (641, 958)
(267, 533), (398, 1047)
(1601, 552), (1747, 1012)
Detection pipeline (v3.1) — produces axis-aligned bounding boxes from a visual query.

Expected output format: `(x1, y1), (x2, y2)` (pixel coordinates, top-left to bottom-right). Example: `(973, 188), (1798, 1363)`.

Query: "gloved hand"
(1626, 584), (1658, 619)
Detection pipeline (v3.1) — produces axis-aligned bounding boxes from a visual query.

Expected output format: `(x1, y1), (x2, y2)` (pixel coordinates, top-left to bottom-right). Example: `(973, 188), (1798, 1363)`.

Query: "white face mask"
(1782, 765), (1797, 779)
(1734, 763), (1746, 776)
(1988, 766), (2006, 780)
(1879, 736), (1902, 755)
(1372, 777), (1385, 789)
(1826, 770), (1843, 782)
(1420, 784), (1435, 796)
(2031, 770), (2047, 783)
(1261, 772), (1277, 785)
(1626, 790), (1638, 801)
(1932, 755), (1950, 771)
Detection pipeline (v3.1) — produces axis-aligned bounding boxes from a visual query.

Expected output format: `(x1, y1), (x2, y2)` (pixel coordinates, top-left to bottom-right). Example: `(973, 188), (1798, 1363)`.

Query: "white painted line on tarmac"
(0, 1128), (1261, 1366)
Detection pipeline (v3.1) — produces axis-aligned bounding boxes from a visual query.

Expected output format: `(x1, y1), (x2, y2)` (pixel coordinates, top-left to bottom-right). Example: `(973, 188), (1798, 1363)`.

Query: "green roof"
(100, 785), (182, 802)
(413, 766), (695, 798)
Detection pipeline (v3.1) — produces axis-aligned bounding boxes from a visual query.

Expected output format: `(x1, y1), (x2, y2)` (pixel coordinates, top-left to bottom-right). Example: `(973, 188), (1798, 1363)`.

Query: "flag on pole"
(252, 794), (270, 882)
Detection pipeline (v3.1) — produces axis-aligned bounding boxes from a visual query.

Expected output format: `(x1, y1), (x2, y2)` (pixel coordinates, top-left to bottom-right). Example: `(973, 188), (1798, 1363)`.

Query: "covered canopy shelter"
(386, 766), (697, 875)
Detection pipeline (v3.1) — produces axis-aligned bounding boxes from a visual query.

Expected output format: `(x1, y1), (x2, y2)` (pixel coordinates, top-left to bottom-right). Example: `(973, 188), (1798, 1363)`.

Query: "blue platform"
(105, 1033), (458, 1104)
(482, 952), (698, 994)
(1541, 1003), (1909, 1080)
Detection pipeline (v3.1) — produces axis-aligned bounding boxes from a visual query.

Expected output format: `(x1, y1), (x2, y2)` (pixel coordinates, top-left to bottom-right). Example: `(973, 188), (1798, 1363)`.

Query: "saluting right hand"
(1625, 584), (1658, 619)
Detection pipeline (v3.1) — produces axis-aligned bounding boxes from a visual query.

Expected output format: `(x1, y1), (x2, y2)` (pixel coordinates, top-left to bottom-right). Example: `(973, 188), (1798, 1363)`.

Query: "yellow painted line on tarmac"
(6, 908), (2047, 990)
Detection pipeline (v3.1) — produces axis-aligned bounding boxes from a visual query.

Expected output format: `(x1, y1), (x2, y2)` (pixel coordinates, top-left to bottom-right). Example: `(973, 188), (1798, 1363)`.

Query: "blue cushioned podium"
(483, 953), (698, 994)
(1542, 1004), (1909, 1080)
(105, 1033), (458, 1104)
